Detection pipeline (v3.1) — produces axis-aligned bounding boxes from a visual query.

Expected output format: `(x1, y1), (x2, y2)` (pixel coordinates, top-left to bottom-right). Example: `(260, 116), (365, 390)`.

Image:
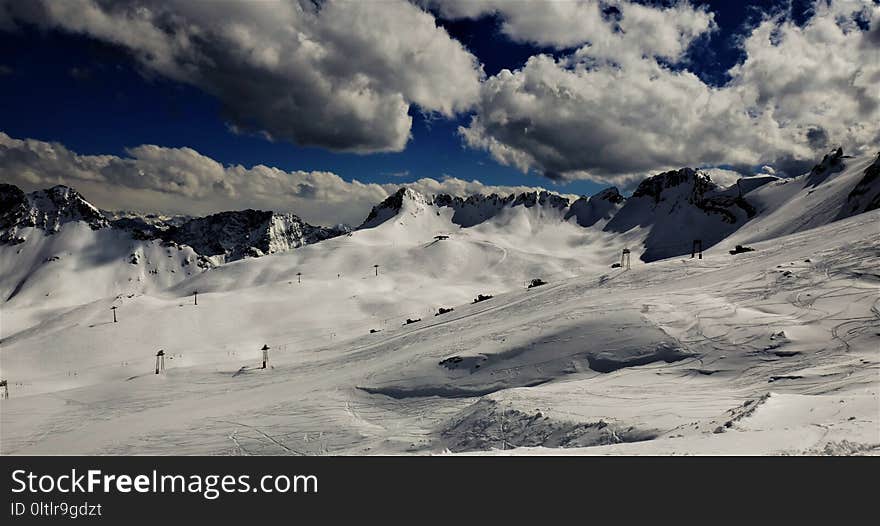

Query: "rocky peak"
(591, 187), (625, 204)
(0, 183), (30, 232)
(359, 187), (433, 229)
(805, 147), (846, 187)
(632, 168), (714, 204)
(0, 183), (108, 243)
(163, 209), (348, 263)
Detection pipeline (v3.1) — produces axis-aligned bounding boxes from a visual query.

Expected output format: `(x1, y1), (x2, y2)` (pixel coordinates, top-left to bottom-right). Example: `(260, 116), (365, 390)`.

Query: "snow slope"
(724, 151), (879, 246)
(1, 149), (878, 455)
(1, 206), (877, 455)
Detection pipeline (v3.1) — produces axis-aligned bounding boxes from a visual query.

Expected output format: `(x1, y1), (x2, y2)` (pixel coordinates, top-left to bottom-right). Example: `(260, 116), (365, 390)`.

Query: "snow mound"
(358, 310), (695, 399)
(585, 342), (694, 373)
(438, 399), (656, 452)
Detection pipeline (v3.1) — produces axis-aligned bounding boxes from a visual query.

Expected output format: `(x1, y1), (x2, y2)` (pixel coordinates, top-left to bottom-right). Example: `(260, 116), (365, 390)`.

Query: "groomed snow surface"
(1, 156), (879, 456)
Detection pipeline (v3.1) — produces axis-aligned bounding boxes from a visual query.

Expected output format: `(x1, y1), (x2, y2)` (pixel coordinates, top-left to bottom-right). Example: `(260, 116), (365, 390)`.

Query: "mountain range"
(2, 147), (879, 456)
(1, 148), (877, 310)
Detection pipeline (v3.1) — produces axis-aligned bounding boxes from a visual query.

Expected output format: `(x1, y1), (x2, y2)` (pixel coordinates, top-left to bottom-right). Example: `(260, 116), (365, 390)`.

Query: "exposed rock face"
(0, 183), (347, 262)
(632, 168), (710, 203)
(0, 184), (30, 244)
(605, 168), (756, 262)
(837, 153), (880, 219)
(805, 147), (846, 187)
(105, 211), (192, 240)
(0, 184), (108, 244)
(437, 190), (570, 228)
(360, 187), (571, 229)
(163, 210), (349, 263)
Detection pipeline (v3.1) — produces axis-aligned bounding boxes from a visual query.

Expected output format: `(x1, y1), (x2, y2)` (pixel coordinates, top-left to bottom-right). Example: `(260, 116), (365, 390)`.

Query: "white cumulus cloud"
(0, 0), (484, 153)
(0, 131), (566, 226)
(453, 0), (879, 181)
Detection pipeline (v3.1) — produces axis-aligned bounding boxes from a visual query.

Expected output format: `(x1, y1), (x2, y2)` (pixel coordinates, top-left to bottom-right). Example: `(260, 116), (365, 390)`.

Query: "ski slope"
(1, 152), (878, 455)
(1, 207), (877, 455)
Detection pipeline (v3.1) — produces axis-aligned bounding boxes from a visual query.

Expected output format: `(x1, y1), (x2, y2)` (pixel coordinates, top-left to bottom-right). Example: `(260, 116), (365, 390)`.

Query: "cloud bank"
(0, 132), (562, 226)
(0, 0), (483, 153)
(1, 0), (877, 190)
(450, 0), (880, 180)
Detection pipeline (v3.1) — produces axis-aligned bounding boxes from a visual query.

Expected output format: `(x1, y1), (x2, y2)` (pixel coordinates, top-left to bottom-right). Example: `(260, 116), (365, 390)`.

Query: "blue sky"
(0, 22), (562, 192)
(0, 0), (876, 224)
(0, 2), (808, 190)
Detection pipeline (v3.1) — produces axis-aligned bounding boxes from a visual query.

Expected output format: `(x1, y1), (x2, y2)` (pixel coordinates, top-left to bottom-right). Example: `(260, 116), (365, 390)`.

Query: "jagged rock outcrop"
(605, 168), (756, 262)
(437, 190), (569, 228)
(0, 183), (347, 262)
(163, 210), (349, 263)
(359, 187), (571, 229)
(105, 211), (191, 240)
(837, 152), (880, 219)
(0, 184), (108, 244)
(805, 146), (846, 187)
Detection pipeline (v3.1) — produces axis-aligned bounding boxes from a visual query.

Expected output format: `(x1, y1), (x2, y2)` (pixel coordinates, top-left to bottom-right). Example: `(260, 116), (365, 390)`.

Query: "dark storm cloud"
(806, 127), (830, 150)
(0, 0), (483, 154)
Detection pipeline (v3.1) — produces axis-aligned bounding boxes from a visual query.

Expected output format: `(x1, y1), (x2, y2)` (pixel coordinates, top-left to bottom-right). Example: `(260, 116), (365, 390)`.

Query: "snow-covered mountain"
(723, 149), (880, 246)
(3, 148), (878, 310)
(359, 187), (571, 229)
(163, 210), (350, 265)
(0, 183), (350, 264)
(604, 167), (758, 261)
(1, 148), (879, 456)
(355, 149), (879, 264)
(0, 184), (108, 244)
(565, 187), (625, 228)
(0, 186), (202, 316)
(0, 184), (350, 315)
(837, 152), (880, 219)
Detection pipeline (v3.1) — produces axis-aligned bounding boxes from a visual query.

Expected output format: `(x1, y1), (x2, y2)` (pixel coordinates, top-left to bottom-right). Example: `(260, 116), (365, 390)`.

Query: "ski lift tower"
(155, 349), (165, 375)
(621, 248), (631, 270)
(0, 379), (7, 399)
(261, 344), (270, 369)
(691, 239), (703, 259)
